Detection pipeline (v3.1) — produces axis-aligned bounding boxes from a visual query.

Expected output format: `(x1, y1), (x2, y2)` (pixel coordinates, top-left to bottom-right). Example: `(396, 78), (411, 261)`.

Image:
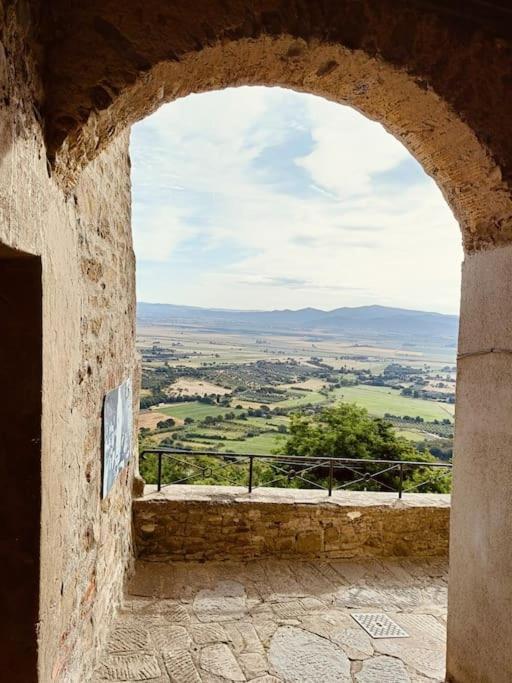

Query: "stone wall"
(0, 5), (137, 681)
(133, 487), (450, 562)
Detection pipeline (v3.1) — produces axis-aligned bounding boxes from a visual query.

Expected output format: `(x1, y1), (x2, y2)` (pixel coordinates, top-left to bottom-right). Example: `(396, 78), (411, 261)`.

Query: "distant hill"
(137, 301), (458, 347)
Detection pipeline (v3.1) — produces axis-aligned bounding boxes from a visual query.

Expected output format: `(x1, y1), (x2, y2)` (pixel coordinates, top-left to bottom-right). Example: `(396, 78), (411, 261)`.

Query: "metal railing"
(140, 448), (452, 499)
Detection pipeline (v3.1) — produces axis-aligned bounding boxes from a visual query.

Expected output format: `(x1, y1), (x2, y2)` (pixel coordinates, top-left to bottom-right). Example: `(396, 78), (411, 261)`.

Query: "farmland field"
(157, 402), (243, 420)
(138, 318), (456, 464)
(331, 385), (454, 422)
(211, 433), (287, 454)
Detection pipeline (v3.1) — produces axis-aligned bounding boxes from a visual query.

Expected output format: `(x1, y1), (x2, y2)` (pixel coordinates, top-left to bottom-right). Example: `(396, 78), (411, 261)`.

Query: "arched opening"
(53, 35), (512, 256)
(8, 5), (508, 682)
(87, 38), (509, 679)
(95, 85), (458, 680)
(132, 84), (461, 461)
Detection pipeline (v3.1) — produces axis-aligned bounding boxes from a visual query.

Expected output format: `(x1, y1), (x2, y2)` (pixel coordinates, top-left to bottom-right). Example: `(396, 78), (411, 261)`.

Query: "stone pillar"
(447, 244), (512, 682)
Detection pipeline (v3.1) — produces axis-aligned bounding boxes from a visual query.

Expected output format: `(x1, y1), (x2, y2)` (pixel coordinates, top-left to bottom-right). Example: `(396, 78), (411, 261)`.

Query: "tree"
(156, 418), (175, 430)
(277, 403), (450, 493)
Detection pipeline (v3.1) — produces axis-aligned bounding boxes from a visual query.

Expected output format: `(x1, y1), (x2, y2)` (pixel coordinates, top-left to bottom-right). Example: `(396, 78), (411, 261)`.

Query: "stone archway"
(32, 3), (512, 681)
(52, 35), (512, 256)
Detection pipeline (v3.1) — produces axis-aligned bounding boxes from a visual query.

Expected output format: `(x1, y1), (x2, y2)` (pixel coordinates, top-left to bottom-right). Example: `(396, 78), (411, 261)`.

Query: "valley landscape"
(138, 302), (456, 488)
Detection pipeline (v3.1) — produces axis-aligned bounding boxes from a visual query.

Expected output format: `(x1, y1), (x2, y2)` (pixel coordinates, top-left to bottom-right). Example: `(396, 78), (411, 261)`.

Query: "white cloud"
(131, 86), (463, 314)
(296, 99), (409, 198)
(132, 203), (195, 262)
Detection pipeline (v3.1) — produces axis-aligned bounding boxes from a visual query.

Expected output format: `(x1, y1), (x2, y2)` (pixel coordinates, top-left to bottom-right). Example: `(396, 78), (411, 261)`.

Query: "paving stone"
(271, 600), (306, 620)
(268, 625), (351, 683)
(123, 598), (157, 613)
(395, 613), (446, 643)
(420, 585), (448, 606)
(164, 649), (202, 682)
(252, 615), (279, 646)
(290, 563), (337, 596)
(262, 561), (306, 598)
(106, 625), (152, 653)
(354, 655), (411, 682)
(299, 611), (353, 640)
(95, 653), (162, 681)
(149, 624), (191, 653)
(199, 643), (246, 681)
(154, 600), (191, 624)
(238, 652), (268, 678)
(300, 597), (325, 611)
(224, 621), (265, 654)
(337, 585), (423, 610)
(374, 641), (445, 680)
(190, 622), (229, 645)
(380, 561), (416, 586)
(193, 581), (247, 622)
(95, 558), (447, 682)
(332, 627), (374, 659)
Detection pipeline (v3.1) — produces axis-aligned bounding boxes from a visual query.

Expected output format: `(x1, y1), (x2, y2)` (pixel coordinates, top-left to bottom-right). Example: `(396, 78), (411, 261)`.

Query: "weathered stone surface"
(163, 650), (202, 682)
(332, 628), (374, 659)
(190, 623), (229, 645)
(106, 625), (151, 653)
(373, 614), (446, 680)
(239, 652), (268, 678)
(149, 624), (191, 652)
(134, 487), (450, 562)
(95, 558), (448, 682)
(0, 14), (137, 676)
(200, 644), (246, 681)
(154, 600), (191, 624)
(95, 653), (161, 681)
(40, 2), (512, 257)
(269, 626), (351, 682)
(7, 3), (512, 681)
(224, 621), (265, 654)
(355, 655), (411, 682)
(337, 585), (424, 611)
(193, 581), (248, 622)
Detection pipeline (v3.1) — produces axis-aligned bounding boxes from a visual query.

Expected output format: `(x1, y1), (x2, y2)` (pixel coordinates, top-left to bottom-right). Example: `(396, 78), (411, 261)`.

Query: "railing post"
(248, 455), (254, 493)
(398, 462), (403, 499)
(157, 452), (162, 492)
(328, 459), (334, 497)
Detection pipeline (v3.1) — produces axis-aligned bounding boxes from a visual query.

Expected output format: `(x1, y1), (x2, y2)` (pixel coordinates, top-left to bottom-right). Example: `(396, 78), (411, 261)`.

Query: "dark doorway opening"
(0, 244), (42, 682)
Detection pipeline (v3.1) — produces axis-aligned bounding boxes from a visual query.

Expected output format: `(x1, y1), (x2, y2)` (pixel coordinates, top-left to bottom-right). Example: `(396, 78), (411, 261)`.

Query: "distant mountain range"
(137, 302), (459, 347)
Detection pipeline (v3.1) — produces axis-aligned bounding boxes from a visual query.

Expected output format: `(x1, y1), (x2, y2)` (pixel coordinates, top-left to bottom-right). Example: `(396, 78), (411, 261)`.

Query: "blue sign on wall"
(102, 378), (133, 498)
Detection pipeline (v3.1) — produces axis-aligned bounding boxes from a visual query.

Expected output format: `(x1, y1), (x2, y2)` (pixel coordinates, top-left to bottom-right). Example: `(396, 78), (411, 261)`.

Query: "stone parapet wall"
(133, 486), (450, 562)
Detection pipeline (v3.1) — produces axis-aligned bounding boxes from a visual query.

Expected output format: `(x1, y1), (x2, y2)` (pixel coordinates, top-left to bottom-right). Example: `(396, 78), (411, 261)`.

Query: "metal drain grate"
(351, 613), (409, 639)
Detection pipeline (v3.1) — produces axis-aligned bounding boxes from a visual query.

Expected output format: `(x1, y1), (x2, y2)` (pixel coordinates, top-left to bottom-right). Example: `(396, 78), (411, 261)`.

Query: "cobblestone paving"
(93, 558), (448, 683)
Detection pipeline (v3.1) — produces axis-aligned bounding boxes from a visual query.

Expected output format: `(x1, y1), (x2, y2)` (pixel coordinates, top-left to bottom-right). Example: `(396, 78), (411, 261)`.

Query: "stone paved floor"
(93, 558), (448, 683)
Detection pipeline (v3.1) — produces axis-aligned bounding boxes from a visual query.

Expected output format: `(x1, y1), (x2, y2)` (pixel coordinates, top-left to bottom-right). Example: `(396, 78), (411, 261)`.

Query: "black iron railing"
(140, 448), (452, 499)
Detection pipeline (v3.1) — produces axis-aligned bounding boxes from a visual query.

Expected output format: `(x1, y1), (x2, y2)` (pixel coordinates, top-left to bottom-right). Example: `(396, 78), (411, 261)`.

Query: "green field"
(216, 432), (286, 454)
(156, 402), (242, 420)
(395, 428), (429, 442)
(177, 431), (284, 454)
(276, 391), (328, 409)
(333, 385), (454, 422)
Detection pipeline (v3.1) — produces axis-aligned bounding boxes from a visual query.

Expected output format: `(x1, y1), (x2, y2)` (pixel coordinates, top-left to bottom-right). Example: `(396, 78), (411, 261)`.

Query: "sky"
(131, 86), (463, 314)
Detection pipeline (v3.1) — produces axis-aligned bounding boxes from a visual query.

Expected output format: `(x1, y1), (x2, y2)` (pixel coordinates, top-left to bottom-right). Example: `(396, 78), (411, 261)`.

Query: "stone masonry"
(133, 487), (450, 563)
(94, 556), (449, 682)
(2, 2), (512, 680)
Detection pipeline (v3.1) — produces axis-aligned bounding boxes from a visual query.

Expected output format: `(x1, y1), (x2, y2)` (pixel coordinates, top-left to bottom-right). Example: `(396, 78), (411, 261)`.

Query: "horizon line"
(137, 300), (459, 317)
